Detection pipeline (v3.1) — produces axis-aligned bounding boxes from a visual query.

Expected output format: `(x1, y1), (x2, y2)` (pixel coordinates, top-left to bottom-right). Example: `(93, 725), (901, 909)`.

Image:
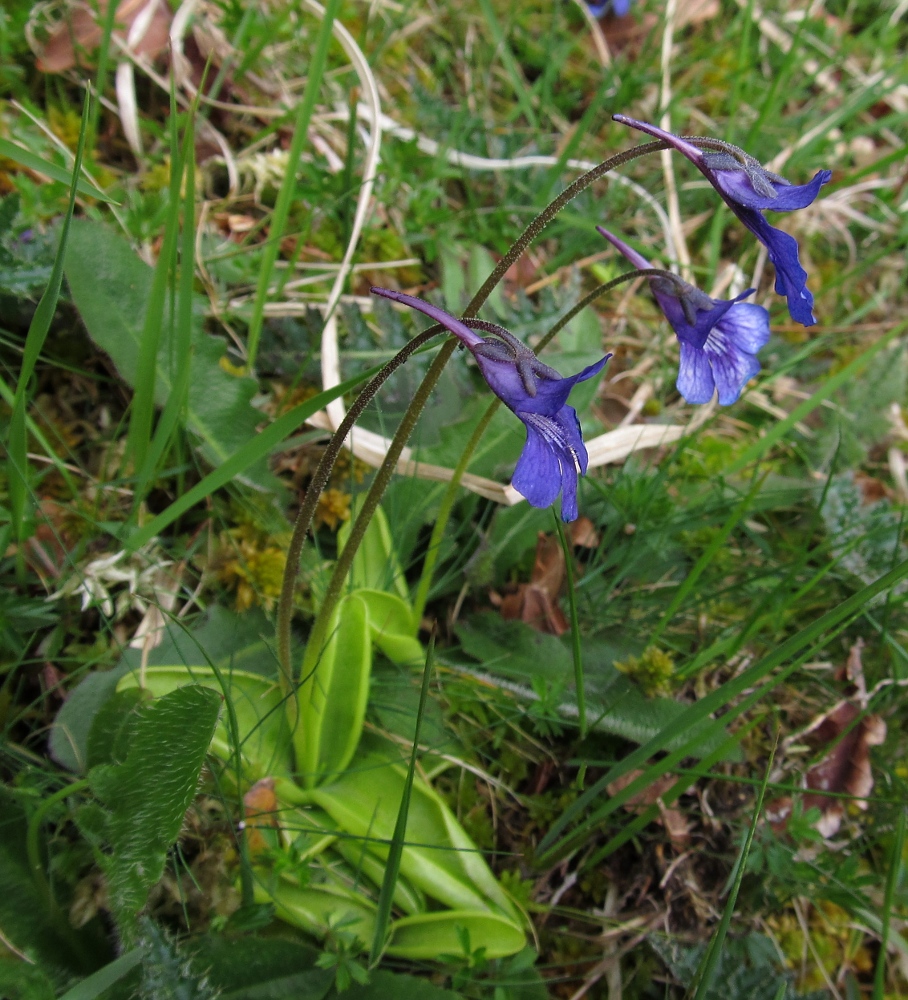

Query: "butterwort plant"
(597, 226), (770, 405)
(258, 113), (830, 962)
(277, 115), (831, 662)
(613, 115), (832, 326)
(371, 288), (610, 522)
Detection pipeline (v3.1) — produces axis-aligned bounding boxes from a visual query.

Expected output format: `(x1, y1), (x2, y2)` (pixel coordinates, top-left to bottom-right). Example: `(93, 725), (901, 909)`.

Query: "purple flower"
(586, 0), (632, 15)
(598, 226), (770, 405)
(612, 115), (832, 327)
(370, 287), (610, 521)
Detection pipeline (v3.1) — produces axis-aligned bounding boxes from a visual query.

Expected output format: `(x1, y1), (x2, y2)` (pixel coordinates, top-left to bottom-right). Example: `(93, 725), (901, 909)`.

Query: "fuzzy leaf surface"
(88, 685), (221, 939)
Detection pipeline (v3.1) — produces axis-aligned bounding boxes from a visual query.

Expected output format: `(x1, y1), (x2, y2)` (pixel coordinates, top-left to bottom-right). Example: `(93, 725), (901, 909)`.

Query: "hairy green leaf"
(87, 685), (221, 941)
(52, 607), (284, 774)
(117, 666), (292, 780)
(190, 935), (332, 1000)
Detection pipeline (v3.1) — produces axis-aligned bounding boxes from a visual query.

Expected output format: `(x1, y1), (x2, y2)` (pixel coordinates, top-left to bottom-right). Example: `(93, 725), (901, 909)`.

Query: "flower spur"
(612, 115), (831, 326)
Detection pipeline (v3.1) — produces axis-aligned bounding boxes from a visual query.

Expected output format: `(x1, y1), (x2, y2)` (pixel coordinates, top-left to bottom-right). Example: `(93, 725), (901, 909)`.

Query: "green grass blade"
(245, 0), (343, 370)
(132, 102), (197, 508)
(553, 511), (585, 737)
(726, 321), (906, 477)
(86, 0), (123, 155)
(124, 90), (187, 474)
(688, 731), (778, 1000)
(0, 371), (80, 499)
(124, 363), (386, 551)
(537, 553), (908, 863)
(57, 948), (145, 1000)
(873, 807), (906, 1000)
(475, 0), (538, 129)
(649, 475), (765, 648)
(0, 137), (118, 204)
(369, 631), (436, 967)
(586, 716), (762, 868)
(7, 89), (91, 546)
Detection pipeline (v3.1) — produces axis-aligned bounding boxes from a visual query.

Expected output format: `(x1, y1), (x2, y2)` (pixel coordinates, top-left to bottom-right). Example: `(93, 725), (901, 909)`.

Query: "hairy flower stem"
(276, 326), (443, 690)
(465, 141), (666, 315)
(412, 269), (661, 623)
(299, 340), (458, 687)
(299, 146), (671, 691)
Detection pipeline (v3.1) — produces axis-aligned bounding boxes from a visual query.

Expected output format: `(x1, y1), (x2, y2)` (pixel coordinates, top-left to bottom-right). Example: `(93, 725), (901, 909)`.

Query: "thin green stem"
(411, 397), (500, 624)
(412, 272), (644, 622)
(535, 269), (673, 353)
(299, 340), (458, 689)
(553, 511), (585, 737)
(873, 808), (906, 999)
(463, 141), (666, 317)
(369, 628), (436, 966)
(301, 144), (674, 697)
(276, 326), (443, 693)
(26, 778), (91, 958)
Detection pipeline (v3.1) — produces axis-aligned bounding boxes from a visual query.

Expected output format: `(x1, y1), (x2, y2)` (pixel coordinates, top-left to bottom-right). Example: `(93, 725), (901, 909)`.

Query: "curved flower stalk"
(371, 287), (610, 522)
(598, 226), (770, 405)
(613, 115), (831, 326)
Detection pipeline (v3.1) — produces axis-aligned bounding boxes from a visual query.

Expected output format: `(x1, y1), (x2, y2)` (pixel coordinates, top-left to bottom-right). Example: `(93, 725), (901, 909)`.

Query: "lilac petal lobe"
(554, 405), (588, 476)
(704, 330), (762, 406)
(652, 290), (737, 351)
(369, 287), (484, 348)
(712, 168), (831, 212)
(520, 355), (610, 416)
(720, 303), (771, 355)
(511, 421), (563, 510)
(733, 208), (817, 325)
(676, 341), (715, 404)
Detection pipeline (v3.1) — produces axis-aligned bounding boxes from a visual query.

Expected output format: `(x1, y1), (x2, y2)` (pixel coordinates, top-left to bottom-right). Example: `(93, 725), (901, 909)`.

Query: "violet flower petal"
(710, 167), (831, 212)
(731, 207), (818, 327)
(370, 286), (609, 521)
(368, 287), (485, 348)
(611, 115), (831, 326)
(676, 341), (715, 405)
(512, 417), (565, 511)
(705, 325), (763, 406)
(597, 225), (770, 405)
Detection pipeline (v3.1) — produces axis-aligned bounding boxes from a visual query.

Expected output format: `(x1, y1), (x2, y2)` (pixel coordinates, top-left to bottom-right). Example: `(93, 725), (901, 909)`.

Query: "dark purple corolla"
(371, 287), (610, 521)
(586, 0), (632, 15)
(612, 115), (831, 327)
(598, 226), (770, 405)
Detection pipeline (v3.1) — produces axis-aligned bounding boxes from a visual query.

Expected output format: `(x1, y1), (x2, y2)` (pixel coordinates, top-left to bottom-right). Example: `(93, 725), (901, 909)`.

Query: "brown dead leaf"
(500, 532), (568, 635)
(569, 515), (600, 549)
(607, 769), (690, 846)
(35, 0), (171, 73)
(499, 525), (601, 633)
(676, 0), (720, 27)
(769, 702), (887, 838)
(855, 472), (890, 504)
